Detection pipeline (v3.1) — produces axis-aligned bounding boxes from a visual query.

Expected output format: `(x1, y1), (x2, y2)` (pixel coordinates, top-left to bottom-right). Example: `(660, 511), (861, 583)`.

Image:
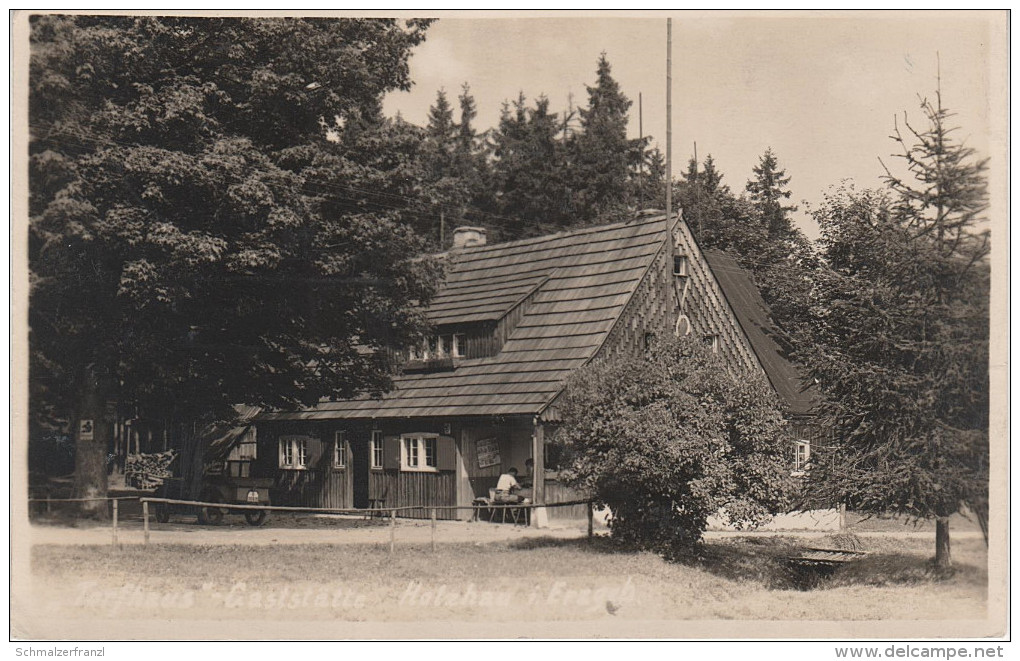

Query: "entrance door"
(351, 432), (370, 509)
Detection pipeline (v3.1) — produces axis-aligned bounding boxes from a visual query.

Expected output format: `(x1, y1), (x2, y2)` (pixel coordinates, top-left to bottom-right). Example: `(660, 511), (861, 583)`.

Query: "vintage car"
(154, 406), (271, 526)
(153, 473), (272, 526)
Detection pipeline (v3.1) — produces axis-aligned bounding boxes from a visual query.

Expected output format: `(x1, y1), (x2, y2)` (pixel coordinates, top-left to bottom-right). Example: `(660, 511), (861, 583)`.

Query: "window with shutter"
(305, 436), (323, 468)
(400, 433), (440, 472)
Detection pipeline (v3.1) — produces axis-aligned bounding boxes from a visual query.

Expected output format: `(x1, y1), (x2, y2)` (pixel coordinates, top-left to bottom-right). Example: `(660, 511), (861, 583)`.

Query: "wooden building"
(249, 212), (818, 523)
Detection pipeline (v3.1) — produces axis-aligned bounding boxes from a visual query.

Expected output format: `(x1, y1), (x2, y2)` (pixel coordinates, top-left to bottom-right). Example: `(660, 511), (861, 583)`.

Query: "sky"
(381, 11), (1001, 240)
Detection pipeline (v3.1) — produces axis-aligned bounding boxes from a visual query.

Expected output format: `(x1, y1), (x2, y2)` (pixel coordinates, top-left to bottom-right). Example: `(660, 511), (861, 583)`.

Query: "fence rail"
(135, 497), (596, 550)
(28, 497), (141, 503)
(29, 495), (597, 551)
(28, 496), (139, 546)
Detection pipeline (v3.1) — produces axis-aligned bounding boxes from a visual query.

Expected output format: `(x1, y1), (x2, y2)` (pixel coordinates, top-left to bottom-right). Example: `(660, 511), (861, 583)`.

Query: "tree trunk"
(72, 367), (110, 519)
(935, 516), (952, 569)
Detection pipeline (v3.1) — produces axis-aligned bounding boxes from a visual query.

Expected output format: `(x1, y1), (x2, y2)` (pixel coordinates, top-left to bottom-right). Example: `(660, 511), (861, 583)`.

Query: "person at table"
(520, 458), (534, 488)
(495, 467), (530, 504)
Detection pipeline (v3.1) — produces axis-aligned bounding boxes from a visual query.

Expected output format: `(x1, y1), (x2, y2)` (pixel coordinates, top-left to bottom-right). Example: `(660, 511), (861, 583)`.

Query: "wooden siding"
(368, 469), (459, 520)
(256, 420), (464, 519)
(673, 220), (761, 371)
(544, 478), (589, 520)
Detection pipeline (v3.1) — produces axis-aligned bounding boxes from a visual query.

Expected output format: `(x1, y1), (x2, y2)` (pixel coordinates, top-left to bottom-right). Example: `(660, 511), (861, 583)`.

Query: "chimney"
(452, 226), (487, 249)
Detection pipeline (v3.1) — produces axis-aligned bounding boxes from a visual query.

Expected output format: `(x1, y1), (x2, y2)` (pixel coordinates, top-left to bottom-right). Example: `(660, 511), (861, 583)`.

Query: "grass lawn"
(27, 533), (986, 625)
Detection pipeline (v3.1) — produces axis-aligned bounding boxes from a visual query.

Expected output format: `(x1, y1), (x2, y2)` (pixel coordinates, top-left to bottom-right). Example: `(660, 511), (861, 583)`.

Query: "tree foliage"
(460, 53), (662, 239)
(568, 53), (646, 224)
(796, 91), (989, 566)
(557, 336), (797, 556)
(29, 16), (443, 500)
(676, 151), (816, 336)
(487, 93), (572, 238)
(745, 147), (798, 240)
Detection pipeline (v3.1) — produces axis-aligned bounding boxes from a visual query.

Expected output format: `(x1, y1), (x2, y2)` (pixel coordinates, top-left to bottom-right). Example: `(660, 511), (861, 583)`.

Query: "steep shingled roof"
(261, 216), (671, 420)
(702, 249), (819, 416)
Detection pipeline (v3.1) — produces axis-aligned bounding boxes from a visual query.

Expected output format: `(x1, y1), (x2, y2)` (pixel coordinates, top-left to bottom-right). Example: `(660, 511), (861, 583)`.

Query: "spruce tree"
(746, 147), (798, 240)
(489, 93), (569, 237)
(570, 53), (641, 224)
(800, 89), (990, 569)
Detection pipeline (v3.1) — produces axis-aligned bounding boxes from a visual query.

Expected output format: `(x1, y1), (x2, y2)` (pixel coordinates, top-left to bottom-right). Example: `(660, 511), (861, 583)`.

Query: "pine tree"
(457, 82), (478, 156)
(700, 154), (725, 195)
(426, 88), (457, 145)
(488, 93), (569, 238)
(569, 53), (641, 224)
(633, 146), (666, 210)
(746, 147), (798, 240)
(801, 89), (990, 569)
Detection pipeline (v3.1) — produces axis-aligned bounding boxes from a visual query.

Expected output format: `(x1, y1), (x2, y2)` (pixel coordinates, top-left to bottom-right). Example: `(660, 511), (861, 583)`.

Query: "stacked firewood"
(125, 450), (177, 489)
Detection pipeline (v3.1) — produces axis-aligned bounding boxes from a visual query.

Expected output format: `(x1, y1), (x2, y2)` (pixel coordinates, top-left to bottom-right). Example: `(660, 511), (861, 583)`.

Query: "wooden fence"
(135, 497), (597, 552)
(27, 496), (140, 546)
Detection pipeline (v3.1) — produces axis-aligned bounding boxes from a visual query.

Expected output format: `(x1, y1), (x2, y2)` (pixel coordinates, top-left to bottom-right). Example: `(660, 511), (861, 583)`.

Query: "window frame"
(673, 254), (689, 277)
(793, 440), (811, 475)
(279, 436), (309, 470)
(370, 430), (384, 470)
(400, 433), (439, 472)
(452, 333), (465, 358)
(333, 430), (346, 469)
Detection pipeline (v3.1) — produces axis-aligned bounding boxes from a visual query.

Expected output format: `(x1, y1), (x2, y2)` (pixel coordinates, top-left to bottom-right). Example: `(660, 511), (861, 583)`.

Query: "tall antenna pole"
(665, 18), (673, 223)
(638, 92), (644, 206)
(692, 140), (699, 236)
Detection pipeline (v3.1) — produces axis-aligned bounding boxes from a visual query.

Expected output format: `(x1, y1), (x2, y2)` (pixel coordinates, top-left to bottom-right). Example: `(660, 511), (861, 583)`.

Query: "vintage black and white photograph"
(10, 10), (1008, 644)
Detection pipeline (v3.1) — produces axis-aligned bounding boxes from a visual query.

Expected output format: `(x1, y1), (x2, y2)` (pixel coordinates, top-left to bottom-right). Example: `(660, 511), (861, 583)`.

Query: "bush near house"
(556, 335), (797, 557)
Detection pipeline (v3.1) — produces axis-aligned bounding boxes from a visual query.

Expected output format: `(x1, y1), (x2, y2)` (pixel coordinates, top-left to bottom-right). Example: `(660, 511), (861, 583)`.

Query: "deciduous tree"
(29, 16), (442, 511)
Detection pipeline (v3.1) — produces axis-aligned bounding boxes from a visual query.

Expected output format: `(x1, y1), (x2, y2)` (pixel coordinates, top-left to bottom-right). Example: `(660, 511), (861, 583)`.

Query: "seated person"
(519, 458), (535, 488)
(494, 467), (530, 504)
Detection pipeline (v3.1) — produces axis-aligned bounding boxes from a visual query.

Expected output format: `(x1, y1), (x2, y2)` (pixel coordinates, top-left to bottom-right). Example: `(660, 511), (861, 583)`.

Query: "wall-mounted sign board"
(475, 437), (501, 469)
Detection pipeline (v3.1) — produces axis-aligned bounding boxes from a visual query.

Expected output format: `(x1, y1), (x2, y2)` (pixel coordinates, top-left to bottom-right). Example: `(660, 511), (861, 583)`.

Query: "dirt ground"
(27, 512), (595, 546)
(26, 509), (987, 547)
(15, 513), (995, 639)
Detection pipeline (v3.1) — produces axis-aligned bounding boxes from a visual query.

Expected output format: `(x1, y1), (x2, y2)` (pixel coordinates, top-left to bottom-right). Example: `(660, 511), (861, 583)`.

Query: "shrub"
(557, 335), (796, 557)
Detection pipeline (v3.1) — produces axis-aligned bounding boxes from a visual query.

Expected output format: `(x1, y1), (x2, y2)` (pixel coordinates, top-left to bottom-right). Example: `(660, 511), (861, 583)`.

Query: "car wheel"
(197, 490), (224, 525)
(244, 510), (267, 527)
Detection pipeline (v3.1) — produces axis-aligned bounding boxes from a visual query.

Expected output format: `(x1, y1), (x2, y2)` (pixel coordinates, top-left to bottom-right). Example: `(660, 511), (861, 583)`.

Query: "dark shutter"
(383, 435), (401, 471)
(305, 436), (324, 468)
(437, 435), (456, 472)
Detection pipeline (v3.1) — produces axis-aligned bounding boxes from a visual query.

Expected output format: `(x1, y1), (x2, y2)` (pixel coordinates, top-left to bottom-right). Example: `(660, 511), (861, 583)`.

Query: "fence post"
(430, 507), (437, 553)
(45, 497), (51, 515)
(587, 501), (594, 542)
(389, 509), (396, 555)
(142, 500), (150, 545)
(112, 499), (119, 547)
